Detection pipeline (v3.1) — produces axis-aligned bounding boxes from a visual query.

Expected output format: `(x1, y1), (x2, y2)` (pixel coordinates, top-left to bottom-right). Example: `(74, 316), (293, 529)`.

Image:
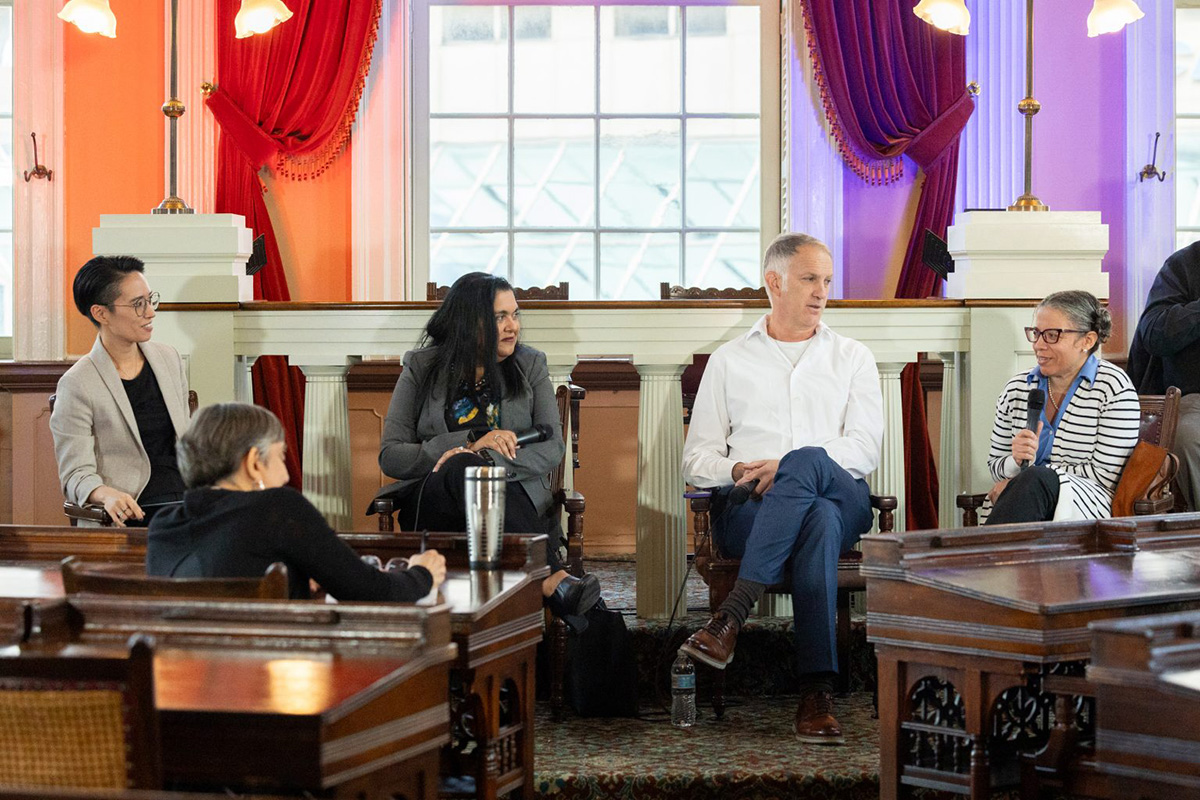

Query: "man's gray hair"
(176, 402), (285, 488)
(762, 232), (833, 286)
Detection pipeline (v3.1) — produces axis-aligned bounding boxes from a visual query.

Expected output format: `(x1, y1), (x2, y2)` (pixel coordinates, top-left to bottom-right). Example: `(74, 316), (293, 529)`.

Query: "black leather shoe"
(545, 573), (601, 623)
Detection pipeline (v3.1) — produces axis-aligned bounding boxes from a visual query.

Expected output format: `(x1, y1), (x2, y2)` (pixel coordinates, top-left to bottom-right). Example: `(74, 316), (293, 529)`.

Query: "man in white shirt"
(679, 232), (883, 745)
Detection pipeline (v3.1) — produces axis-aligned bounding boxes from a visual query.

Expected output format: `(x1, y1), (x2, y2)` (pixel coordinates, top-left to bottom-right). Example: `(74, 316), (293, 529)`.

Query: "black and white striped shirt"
(983, 358), (1141, 521)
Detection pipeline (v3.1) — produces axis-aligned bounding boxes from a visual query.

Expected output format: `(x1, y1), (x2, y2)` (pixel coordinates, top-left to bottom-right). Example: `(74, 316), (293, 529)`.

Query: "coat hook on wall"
(1139, 132), (1167, 183)
(23, 132), (53, 182)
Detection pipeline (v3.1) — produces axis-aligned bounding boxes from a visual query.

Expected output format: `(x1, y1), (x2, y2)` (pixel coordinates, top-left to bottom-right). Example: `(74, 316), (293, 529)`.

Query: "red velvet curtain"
(208, 0), (382, 486)
(800, 0), (973, 529)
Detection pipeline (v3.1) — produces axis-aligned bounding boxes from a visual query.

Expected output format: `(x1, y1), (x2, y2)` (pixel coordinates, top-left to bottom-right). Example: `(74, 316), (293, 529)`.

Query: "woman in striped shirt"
(983, 290), (1141, 524)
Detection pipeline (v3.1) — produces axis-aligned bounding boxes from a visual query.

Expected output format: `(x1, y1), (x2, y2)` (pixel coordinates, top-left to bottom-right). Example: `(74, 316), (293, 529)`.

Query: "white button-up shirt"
(681, 315), (884, 488)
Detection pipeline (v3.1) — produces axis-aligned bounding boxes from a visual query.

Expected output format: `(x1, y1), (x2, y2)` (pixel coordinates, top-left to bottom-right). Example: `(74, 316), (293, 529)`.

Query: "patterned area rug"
(534, 693), (882, 800)
(580, 558), (877, 697)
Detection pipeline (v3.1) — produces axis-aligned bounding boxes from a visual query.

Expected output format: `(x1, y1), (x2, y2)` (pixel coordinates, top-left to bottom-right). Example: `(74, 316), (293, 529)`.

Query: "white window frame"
(11, 0), (65, 360)
(0, 0), (13, 356)
(1177, 1), (1199, 251)
(409, 0), (782, 296)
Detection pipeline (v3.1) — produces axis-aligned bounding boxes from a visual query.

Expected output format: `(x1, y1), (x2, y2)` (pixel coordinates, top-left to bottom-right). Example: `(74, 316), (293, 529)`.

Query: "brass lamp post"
(59, 0), (293, 215)
(914, 0), (1144, 213)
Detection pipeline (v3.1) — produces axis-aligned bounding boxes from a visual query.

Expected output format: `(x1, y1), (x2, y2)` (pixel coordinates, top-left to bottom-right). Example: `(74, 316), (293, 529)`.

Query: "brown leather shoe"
(794, 690), (844, 745)
(678, 612), (739, 669)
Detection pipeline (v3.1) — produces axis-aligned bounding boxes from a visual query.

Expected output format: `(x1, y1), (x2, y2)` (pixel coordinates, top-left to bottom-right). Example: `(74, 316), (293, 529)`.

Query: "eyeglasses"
(1024, 327), (1088, 344)
(110, 292), (161, 318)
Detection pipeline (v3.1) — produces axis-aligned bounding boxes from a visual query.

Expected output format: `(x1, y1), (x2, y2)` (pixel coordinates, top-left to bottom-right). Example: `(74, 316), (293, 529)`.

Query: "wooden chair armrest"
(63, 502), (112, 526)
(559, 488), (585, 513)
(956, 492), (988, 527)
(957, 493), (987, 510)
(869, 495), (898, 533)
(372, 497), (396, 532)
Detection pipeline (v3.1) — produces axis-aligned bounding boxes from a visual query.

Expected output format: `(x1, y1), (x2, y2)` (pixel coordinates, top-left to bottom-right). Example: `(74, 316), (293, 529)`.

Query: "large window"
(413, 0), (779, 299)
(0, 1), (11, 337)
(1179, 2), (1200, 249)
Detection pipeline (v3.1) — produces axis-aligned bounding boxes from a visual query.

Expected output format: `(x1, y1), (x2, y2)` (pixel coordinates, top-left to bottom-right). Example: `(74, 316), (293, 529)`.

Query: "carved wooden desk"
(1027, 609), (1200, 799)
(0, 528), (550, 800)
(12, 598), (456, 798)
(862, 515), (1200, 800)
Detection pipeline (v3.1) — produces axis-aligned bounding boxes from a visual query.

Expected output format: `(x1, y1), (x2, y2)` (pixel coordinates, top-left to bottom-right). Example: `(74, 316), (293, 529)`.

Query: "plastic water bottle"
(671, 652), (696, 728)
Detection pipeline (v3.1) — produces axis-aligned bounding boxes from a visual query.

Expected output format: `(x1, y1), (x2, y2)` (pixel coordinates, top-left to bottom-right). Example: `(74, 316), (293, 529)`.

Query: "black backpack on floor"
(565, 599), (639, 717)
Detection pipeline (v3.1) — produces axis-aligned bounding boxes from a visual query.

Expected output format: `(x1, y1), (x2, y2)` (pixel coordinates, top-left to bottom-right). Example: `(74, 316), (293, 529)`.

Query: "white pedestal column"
(876, 362), (908, 534)
(297, 361), (355, 531)
(235, 356), (257, 405)
(635, 363), (687, 620)
(937, 352), (964, 530)
(945, 211), (1110, 300)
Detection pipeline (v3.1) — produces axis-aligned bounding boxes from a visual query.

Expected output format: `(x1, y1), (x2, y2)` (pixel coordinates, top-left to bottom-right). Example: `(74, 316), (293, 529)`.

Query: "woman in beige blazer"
(51, 256), (190, 527)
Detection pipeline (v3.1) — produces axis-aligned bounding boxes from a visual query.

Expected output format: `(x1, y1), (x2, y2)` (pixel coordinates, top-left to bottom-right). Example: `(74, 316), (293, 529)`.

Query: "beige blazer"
(50, 337), (191, 508)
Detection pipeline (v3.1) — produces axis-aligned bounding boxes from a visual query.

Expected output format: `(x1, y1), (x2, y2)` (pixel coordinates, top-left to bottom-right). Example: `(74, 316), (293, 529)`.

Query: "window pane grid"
(426, 0), (762, 299)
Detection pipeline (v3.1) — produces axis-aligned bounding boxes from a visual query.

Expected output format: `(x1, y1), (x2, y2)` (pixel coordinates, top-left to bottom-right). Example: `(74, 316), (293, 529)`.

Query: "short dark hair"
(176, 403), (285, 488)
(72, 256), (146, 327)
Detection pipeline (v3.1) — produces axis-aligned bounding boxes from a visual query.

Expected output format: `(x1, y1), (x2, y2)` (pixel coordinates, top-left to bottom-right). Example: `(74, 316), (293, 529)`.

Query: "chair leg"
(549, 613), (568, 722)
(836, 588), (851, 695)
(711, 665), (726, 720)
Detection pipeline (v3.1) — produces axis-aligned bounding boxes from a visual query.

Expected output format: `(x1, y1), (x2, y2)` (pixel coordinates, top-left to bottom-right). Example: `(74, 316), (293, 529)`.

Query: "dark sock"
(800, 671), (837, 696)
(718, 579), (766, 628)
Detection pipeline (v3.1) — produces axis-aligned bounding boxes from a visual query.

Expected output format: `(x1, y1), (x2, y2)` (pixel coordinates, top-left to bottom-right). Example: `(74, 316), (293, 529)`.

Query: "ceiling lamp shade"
(57, 0), (117, 38)
(1087, 0), (1144, 37)
(235, 0), (294, 38)
(912, 0), (970, 36)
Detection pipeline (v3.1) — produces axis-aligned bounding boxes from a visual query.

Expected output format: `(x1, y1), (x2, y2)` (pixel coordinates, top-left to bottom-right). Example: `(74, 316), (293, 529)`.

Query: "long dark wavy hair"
(418, 272), (527, 405)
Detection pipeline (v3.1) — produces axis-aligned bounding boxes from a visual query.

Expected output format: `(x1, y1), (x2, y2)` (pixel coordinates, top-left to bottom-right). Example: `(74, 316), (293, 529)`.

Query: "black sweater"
(147, 487), (433, 601)
(1127, 240), (1200, 395)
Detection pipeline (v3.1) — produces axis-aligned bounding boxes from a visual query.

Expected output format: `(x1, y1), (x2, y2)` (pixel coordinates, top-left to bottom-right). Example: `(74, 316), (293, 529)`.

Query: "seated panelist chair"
(50, 390), (199, 527)
(373, 381), (586, 721)
(0, 634), (160, 790)
(688, 489), (897, 717)
(956, 388), (1183, 525)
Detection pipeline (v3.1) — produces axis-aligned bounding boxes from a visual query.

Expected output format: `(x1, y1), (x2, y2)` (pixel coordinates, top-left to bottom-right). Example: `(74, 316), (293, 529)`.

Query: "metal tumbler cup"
(464, 465), (506, 570)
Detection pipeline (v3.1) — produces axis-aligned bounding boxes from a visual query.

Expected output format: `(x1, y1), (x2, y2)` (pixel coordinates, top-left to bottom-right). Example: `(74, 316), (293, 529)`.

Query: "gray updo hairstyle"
(176, 402), (285, 488)
(1037, 290), (1111, 355)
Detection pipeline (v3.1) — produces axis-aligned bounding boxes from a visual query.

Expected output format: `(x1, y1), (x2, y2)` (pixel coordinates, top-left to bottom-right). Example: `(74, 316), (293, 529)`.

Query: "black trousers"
(394, 452), (565, 574)
(985, 465), (1060, 525)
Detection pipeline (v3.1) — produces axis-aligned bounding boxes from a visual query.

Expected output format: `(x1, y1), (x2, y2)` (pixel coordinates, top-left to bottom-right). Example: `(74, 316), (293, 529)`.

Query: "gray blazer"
(376, 344), (565, 518)
(50, 337), (191, 509)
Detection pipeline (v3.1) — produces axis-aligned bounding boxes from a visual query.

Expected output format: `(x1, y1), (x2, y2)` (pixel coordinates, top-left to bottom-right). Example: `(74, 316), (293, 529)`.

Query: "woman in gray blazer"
(377, 272), (601, 628)
(50, 256), (190, 527)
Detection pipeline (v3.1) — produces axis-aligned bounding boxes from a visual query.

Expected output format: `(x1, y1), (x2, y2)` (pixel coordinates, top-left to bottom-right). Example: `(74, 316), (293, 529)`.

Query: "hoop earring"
(255, 479), (265, 491)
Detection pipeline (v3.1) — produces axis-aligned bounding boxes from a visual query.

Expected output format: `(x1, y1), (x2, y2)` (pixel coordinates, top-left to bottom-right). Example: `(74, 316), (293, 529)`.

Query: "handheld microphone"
(514, 424), (554, 446)
(1020, 388), (1045, 470)
(728, 479), (760, 506)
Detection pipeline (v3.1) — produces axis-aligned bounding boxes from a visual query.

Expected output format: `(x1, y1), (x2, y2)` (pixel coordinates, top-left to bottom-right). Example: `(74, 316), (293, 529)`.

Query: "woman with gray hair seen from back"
(980, 290), (1141, 524)
(147, 402), (446, 600)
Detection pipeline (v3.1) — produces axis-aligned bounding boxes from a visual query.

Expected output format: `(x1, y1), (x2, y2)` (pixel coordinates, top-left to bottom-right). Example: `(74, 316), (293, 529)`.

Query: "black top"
(147, 487), (434, 601)
(1128, 240), (1200, 395)
(122, 363), (186, 501)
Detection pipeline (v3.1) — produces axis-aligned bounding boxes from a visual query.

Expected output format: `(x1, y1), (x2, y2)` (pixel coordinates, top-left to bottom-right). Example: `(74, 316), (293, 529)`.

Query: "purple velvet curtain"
(800, 0), (973, 529)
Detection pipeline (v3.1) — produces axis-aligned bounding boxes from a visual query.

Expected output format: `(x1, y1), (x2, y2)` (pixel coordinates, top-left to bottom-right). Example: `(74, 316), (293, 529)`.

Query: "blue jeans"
(712, 447), (873, 674)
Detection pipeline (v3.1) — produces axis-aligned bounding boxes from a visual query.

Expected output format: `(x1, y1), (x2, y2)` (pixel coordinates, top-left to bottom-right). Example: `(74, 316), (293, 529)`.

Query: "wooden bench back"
(61, 558), (289, 600)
